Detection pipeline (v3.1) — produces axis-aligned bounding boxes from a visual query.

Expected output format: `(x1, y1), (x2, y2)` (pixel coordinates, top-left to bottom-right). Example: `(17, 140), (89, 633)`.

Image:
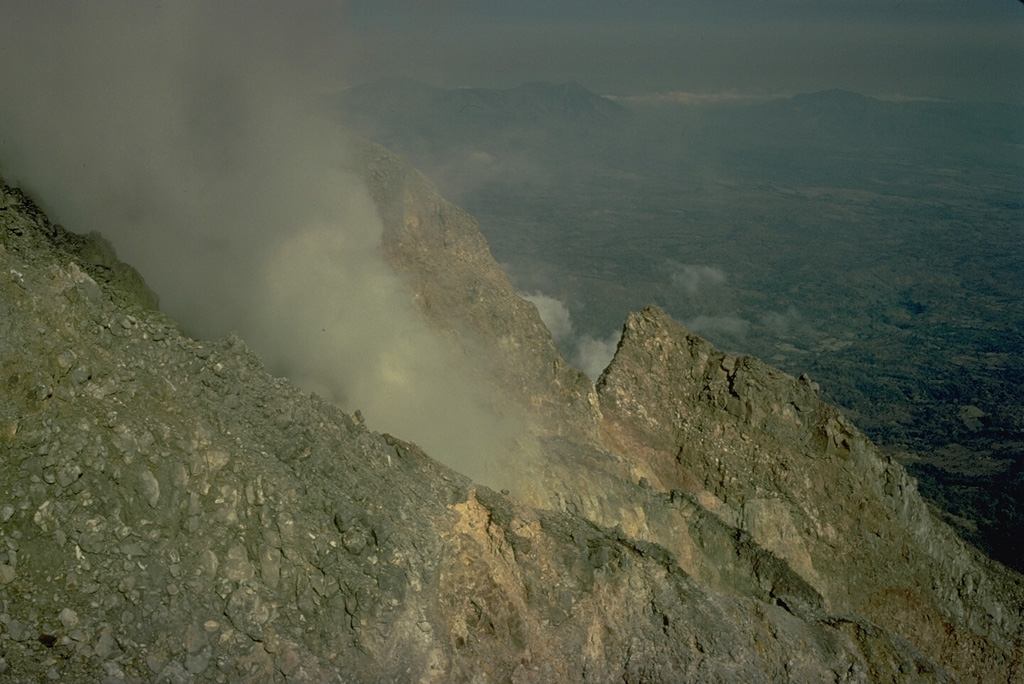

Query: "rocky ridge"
(356, 144), (1024, 682)
(335, 80), (1024, 575)
(0, 160), (1021, 684)
(597, 308), (1024, 680)
(355, 142), (600, 445)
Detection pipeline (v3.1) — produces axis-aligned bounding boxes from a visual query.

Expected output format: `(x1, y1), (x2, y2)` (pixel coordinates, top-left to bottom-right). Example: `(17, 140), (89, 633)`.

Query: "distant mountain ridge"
(714, 89), (1024, 153)
(336, 78), (1024, 161)
(335, 78), (630, 151)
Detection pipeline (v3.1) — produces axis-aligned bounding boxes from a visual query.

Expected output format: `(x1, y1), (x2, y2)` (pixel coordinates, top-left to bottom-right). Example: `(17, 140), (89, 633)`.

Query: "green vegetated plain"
(336, 84), (1024, 570)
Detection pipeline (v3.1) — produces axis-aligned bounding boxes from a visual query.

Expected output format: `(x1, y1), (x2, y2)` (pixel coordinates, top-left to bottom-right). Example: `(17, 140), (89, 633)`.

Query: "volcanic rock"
(1, 156), (1022, 684)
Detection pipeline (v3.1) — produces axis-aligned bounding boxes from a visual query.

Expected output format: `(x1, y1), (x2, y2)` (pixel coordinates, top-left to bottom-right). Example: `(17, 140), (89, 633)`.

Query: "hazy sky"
(1, 1), (1021, 101)
(342, 0), (1024, 100)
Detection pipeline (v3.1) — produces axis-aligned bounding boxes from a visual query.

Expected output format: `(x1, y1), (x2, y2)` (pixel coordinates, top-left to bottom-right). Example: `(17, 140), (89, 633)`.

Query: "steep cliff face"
(343, 147), (1024, 683)
(353, 141), (600, 445)
(596, 307), (1024, 681)
(1, 159), (1021, 684)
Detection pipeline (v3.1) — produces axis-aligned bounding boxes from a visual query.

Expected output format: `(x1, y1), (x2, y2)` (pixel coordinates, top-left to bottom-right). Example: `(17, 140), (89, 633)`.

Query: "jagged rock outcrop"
(353, 141), (600, 444)
(343, 147), (1024, 683)
(596, 307), (1024, 682)
(0, 186), (158, 312)
(1, 158), (1021, 684)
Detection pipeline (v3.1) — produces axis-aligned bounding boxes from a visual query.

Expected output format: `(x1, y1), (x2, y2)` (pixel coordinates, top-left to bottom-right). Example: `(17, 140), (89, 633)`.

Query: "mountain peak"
(336, 79), (630, 140)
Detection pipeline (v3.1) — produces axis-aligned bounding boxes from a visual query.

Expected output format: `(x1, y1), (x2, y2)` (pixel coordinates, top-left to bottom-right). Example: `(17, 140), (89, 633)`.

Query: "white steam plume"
(685, 314), (751, 344)
(521, 292), (574, 343)
(574, 332), (621, 381)
(669, 262), (727, 297)
(522, 290), (619, 381)
(0, 2), (520, 484)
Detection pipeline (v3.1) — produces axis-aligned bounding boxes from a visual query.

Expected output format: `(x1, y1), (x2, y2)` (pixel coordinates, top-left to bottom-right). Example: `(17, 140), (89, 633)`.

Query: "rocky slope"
(0, 156), (1022, 684)
(352, 144), (1024, 682)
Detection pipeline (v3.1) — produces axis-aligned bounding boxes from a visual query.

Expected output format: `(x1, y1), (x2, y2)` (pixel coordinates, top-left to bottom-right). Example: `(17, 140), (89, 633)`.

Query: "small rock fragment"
(138, 469), (160, 508)
(59, 607), (79, 629)
(225, 585), (273, 640)
(222, 544), (254, 582)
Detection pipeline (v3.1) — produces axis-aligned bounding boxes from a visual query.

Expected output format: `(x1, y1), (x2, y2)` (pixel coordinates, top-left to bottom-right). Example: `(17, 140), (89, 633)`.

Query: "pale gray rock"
(224, 585), (274, 641)
(221, 544), (254, 583)
(58, 608), (79, 630)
